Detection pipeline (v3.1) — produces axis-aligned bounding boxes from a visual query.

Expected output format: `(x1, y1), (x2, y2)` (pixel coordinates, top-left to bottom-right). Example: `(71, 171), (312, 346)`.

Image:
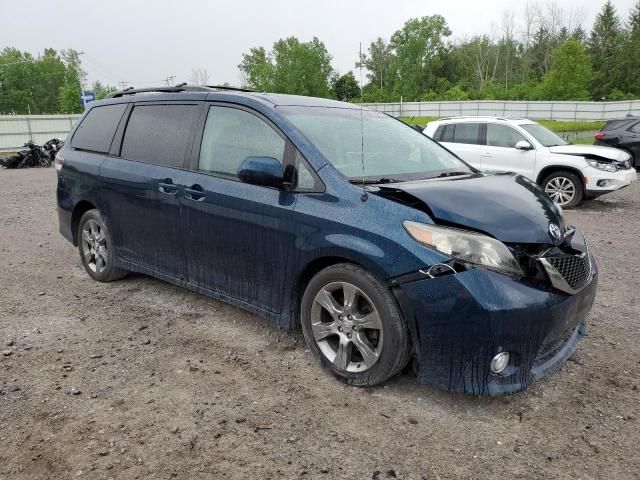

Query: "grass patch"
(399, 117), (604, 133)
(399, 117), (439, 126)
(537, 120), (604, 132)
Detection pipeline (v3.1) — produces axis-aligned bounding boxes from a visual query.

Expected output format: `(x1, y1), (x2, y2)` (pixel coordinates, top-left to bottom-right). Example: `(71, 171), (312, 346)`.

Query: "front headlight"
(403, 221), (523, 275)
(586, 159), (617, 172)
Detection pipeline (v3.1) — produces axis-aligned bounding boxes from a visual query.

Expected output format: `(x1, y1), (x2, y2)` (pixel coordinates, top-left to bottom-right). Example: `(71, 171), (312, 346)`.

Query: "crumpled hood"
(381, 173), (565, 244)
(549, 144), (630, 162)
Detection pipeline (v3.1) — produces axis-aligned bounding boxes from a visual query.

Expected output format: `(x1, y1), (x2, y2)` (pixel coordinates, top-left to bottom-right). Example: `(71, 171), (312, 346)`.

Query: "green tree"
(238, 47), (274, 91)
(540, 40), (593, 100)
(331, 71), (361, 101)
(239, 37), (333, 97)
(357, 38), (394, 91)
(58, 49), (86, 113)
(388, 16), (452, 100)
(588, 1), (624, 98)
(92, 80), (117, 100)
(0, 48), (37, 114)
(622, 1), (640, 95)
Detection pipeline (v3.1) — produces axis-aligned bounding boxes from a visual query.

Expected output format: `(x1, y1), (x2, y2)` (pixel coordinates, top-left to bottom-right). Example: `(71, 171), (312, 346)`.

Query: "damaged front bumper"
(393, 254), (597, 396)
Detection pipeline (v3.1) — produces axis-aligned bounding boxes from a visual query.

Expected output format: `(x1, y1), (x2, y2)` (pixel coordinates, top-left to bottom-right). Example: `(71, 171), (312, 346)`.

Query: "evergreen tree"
(588, 1), (624, 99)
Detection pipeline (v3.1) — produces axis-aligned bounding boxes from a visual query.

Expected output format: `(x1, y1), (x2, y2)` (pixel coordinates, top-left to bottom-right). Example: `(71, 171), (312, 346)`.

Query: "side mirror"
(515, 140), (533, 151)
(237, 156), (284, 188)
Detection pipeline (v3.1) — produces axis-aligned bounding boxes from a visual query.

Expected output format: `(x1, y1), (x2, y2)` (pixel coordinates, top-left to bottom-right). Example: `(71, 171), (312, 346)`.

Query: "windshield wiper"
(437, 171), (471, 178)
(348, 177), (400, 185)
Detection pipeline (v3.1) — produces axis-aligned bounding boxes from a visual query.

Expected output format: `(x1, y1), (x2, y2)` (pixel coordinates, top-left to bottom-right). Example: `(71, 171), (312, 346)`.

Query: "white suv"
(424, 117), (637, 208)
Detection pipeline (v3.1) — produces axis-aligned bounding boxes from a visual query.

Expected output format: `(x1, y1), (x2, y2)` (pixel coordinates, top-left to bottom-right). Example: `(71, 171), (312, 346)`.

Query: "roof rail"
(106, 84), (254, 99)
(204, 84), (255, 93)
(440, 115), (509, 121)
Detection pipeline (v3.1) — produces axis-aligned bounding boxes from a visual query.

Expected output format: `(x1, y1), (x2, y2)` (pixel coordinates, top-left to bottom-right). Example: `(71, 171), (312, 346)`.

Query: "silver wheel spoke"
(97, 245), (108, 262)
(82, 230), (92, 244)
(333, 339), (351, 370)
(342, 283), (358, 313)
(352, 332), (379, 368)
(311, 321), (337, 341)
(355, 311), (382, 330)
(315, 289), (342, 316)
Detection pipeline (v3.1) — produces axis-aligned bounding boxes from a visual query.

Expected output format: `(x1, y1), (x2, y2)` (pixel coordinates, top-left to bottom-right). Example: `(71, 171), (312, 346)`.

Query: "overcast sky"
(1, 0), (637, 89)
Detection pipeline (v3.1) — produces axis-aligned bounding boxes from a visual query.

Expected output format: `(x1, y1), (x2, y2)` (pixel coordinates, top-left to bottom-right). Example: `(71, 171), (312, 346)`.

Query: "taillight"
(55, 151), (64, 172)
(594, 132), (606, 141)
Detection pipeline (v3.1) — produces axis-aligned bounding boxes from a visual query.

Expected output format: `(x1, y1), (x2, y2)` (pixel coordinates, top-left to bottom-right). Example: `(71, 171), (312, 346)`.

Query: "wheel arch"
(71, 200), (97, 246)
(535, 165), (586, 188)
(289, 255), (381, 329)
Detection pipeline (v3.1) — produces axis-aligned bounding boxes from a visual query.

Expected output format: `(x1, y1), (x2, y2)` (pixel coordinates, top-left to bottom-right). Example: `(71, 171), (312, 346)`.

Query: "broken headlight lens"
(403, 221), (523, 275)
(586, 159), (617, 172)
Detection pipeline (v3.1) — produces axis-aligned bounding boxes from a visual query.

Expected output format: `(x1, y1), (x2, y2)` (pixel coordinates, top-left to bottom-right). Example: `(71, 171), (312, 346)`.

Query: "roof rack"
(106, 84), (254, 99)
(440, 115), (510, 121)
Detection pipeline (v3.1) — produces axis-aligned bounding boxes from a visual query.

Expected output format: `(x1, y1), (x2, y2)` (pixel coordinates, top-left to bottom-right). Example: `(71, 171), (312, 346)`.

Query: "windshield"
(520, 123), (568, 147)
(279, 107), (472, 181)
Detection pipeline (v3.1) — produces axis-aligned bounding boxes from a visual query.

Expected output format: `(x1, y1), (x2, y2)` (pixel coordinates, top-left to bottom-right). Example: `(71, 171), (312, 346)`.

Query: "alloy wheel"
(81, 219), (108, 274)
(544, 176), (576, 206)
(310, 281), (383, 373)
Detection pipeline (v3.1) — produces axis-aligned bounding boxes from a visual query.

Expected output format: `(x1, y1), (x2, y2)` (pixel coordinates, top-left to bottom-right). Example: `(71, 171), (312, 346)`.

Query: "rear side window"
(486, 124), (527, 148)
(439, 124), (454, 142)
(452, 123), (481, 145)
(121, 104), (198, 168)
(630, 122), (640, 133)
(198, 106), (285, 177)
(71, 104), (126, 153)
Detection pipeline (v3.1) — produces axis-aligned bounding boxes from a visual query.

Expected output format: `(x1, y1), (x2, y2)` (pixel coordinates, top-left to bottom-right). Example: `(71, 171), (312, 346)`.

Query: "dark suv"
(56, 85), (597, 395)
(594, 116), (640, 169)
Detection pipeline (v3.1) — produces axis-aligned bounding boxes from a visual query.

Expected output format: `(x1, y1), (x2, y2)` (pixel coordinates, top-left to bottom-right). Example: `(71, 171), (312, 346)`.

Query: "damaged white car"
(424, 117), (637, 207)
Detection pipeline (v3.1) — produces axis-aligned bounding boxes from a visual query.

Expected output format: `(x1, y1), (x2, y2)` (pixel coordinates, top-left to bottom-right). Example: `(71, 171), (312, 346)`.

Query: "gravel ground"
(1, 167), (638, 480)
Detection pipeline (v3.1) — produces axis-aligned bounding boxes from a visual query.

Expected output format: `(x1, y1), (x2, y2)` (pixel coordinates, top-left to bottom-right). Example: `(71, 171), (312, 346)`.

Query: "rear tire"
(77, 210), (128, 282)
(300, 263), (410, 387)
(542, 171), (583, 209)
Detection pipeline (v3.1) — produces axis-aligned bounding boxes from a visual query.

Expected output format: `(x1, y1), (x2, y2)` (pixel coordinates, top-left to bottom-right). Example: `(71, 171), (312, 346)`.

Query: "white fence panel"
(0, 114), (81, 150)
(362, 100), (640, 121)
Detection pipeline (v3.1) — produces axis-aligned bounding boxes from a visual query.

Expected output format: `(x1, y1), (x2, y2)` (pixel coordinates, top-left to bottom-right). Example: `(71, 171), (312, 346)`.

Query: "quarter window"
(486, 124), (527, 148)
(630, 122), (640, 133)
(452, 123), (481, 145)
(121, 104), (198, 168)
(198, 106), (286, 177)
(71, 104), (127, 153)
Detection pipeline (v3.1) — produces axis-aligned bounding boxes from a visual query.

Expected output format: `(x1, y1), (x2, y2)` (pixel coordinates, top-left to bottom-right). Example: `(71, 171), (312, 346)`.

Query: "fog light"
(597, 179), (610, 187)
(490, 352), (510, 373)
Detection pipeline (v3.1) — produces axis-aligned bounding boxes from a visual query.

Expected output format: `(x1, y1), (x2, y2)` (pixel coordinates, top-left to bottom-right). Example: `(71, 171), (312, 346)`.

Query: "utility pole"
(163, 76), (175, 86)
(77, 51), (87, 108)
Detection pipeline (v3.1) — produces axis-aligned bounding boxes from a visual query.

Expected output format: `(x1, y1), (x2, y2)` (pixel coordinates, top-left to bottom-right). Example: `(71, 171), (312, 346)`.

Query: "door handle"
(159, 179), (178, 194)
(184, 184), (205, 201)
(481, 153), (493, 157)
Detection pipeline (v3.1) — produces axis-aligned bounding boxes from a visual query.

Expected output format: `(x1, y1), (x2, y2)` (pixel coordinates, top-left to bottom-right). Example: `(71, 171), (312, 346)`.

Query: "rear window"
(71, 104), (126, 153)
(452, 123), (481, 145)
(121, 104), (199, 168)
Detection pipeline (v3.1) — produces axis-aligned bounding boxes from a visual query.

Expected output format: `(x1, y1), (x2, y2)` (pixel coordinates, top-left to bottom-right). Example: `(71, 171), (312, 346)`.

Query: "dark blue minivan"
(56, 86), (597, 395)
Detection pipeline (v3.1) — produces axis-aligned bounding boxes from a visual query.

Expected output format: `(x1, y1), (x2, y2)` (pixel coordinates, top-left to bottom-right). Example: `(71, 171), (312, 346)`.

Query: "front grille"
(540, 253), (591, 294)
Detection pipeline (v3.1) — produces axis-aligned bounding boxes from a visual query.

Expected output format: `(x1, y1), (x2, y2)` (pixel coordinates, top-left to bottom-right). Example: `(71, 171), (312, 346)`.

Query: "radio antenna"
(359, 42), (368, 202)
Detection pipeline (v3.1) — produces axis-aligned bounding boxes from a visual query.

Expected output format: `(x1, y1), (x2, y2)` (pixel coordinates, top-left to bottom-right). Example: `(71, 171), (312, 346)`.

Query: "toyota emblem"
(549, 223), (562, 241)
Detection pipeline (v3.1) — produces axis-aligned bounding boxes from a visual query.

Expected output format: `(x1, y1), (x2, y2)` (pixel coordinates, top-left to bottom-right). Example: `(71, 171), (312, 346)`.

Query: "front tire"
(77, 210), (128, 282)
(300, 263), (410, 387)
(542, 171), (583, 208)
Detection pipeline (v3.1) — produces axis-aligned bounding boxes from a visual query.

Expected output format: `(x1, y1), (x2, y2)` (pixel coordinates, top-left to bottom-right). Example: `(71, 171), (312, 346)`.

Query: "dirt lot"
(0, 167), (638, 480)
